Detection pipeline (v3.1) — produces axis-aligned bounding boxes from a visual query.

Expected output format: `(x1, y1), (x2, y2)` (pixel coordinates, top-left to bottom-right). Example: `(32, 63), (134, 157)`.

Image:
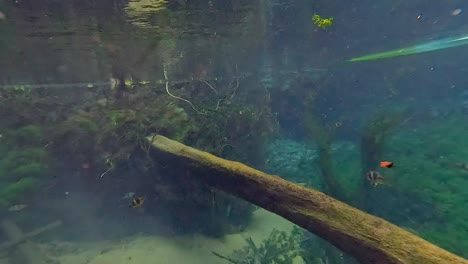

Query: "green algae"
(0, 125), (49, 207)
(358, 113), (467, 257)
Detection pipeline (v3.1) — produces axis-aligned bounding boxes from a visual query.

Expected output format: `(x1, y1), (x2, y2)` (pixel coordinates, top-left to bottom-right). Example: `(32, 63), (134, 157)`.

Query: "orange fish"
(379, 161), (393, 168)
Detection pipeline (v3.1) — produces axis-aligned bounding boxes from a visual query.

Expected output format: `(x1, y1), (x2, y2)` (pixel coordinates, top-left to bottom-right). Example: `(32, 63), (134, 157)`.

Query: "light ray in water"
(347, 34), (468, 62)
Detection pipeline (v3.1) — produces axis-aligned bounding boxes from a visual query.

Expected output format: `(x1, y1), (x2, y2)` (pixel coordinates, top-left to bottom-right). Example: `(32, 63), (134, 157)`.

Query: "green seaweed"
(358, 113), (468, 257)
(213, 227), (305, 264)
(0, 125), (49, 208)
(0, 176), (40, 207)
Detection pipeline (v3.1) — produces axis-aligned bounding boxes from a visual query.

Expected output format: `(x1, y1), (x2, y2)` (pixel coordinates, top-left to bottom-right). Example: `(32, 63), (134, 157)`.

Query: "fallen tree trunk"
(148, 135), (468, 264)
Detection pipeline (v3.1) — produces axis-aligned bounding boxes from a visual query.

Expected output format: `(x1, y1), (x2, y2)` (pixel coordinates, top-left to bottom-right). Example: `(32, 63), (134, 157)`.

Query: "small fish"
(454, 163), (468, 171)
(130, 197), (145, 208)
(366, 171), (385, 186)
(122, 192), (135, 199)
(379, 161), (394, 168)
(8, 204), (27, 212)
(226, 204), (232, 217)
(451, 9), (462, 16)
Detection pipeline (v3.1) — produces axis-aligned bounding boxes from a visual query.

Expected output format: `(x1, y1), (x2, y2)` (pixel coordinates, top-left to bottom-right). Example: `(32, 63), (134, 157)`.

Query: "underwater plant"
(0, 125), (50, 207)
(380, 113), (468, 257)
(190, 102), (278, 167)
(46, 80), (273, 236)
(48, 87), (197, 182)
(213, 227), (305, 264)
(303, 111), (349, 201)
(312, 14), (333, 29)
(303, 90), (349, 202)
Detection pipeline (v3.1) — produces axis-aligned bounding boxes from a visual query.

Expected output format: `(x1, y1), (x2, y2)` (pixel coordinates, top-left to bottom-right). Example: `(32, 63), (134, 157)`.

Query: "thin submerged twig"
(100, 164), (113, 178)
(215, 98), (222, 111)
(100, 152), (116, 178)
(229, 64), (240, 100)
(163, 66), (204, 114)
(211, 251), (239, 264)
(199, 79), (218, 94)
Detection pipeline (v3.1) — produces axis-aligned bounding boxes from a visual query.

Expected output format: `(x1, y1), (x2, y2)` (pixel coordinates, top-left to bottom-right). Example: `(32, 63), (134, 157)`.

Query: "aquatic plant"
(312, 14), (333, 29)
(213, 227), (304, 264)
(0, 125), (49, 207)
(380, 113), (468, 257)
(49, 87), (196, 178)
(124, 0), (169, 28)
(190, 103), (277, 167)
(303, 112), (348, 200)
(303, 91), (349, 202)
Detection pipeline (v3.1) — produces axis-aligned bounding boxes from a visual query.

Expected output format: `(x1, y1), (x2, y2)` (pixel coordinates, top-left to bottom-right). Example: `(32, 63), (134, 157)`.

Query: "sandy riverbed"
(48, 209), (298, 264)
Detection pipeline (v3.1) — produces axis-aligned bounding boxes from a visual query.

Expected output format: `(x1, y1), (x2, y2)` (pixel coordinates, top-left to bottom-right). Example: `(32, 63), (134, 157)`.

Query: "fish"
(130, 197), (145, 208)
(454, 163), (468, 171)
(366, 171), (385, 186)
(8, 204), (27, 212)
(379, 161), (394, 168)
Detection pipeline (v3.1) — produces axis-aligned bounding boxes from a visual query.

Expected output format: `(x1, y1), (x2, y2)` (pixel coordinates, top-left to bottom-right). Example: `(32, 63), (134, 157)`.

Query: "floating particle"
(451, 9), (462, 16)
(8, 204), (27, 212)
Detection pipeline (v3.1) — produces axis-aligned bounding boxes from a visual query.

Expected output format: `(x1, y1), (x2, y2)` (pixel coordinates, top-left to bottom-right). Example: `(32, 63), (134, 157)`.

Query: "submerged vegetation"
(312, 14), (334, 29)
(0, 125), (49, 207)
(213, 227), (305, 264)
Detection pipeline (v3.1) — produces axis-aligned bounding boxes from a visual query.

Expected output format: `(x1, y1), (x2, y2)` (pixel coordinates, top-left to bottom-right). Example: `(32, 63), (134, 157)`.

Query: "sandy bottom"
(49, 209), (297, 264)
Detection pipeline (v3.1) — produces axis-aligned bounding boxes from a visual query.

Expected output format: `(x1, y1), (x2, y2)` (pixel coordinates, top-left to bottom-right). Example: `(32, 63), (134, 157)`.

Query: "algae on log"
(148, 135), (467, 264)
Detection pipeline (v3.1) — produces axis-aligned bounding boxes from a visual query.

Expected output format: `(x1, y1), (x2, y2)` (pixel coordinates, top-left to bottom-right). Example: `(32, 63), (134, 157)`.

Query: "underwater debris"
(99, 153), (114, 178)
(8, 204), (27, 212)
(451, 9), (462, 16)
(164, 66), (205, 114)
(122, 192), (136, 199)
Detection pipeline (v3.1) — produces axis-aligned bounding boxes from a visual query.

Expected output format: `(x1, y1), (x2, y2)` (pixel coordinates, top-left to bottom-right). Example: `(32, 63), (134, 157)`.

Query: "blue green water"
(0, 1), (467, 263)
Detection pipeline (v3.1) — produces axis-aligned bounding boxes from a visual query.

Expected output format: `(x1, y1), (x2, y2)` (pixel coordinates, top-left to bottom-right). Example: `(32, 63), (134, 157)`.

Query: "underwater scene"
(0, 0), (468, 263)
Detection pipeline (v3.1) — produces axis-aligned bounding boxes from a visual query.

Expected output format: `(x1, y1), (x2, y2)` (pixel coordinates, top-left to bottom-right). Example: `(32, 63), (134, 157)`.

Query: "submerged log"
(0, 219), (59, 264)
(149, 135), (467, 264)
(0, 220), (62, 251)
